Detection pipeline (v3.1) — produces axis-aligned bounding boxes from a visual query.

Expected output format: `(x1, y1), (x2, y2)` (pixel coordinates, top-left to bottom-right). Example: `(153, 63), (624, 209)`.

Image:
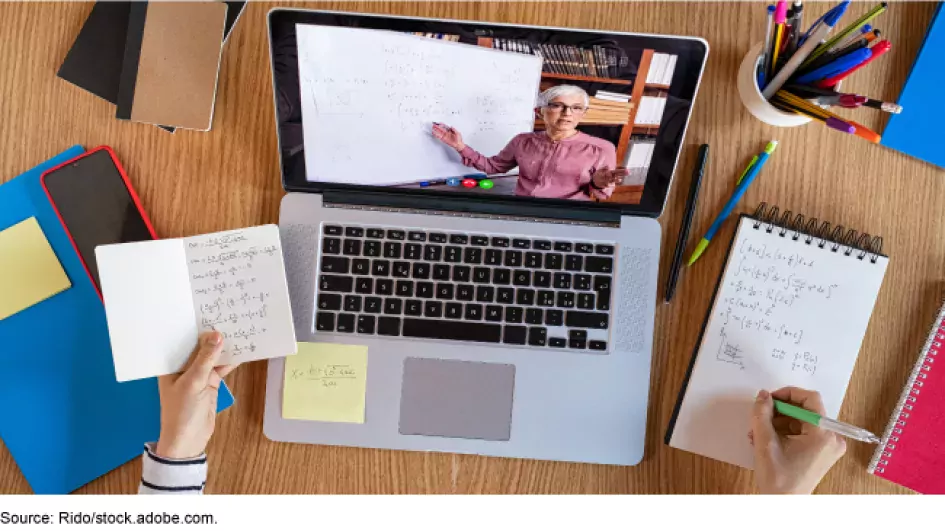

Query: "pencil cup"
(737, 42), (812, 127)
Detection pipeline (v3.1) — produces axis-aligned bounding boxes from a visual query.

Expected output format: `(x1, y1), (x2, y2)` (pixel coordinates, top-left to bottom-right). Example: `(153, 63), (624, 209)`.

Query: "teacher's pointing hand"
(432, 123), (466, 152)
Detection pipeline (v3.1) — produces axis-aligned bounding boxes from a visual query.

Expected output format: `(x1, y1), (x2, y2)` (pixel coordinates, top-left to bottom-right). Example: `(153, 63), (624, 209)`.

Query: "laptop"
(263, 9), (708, 465)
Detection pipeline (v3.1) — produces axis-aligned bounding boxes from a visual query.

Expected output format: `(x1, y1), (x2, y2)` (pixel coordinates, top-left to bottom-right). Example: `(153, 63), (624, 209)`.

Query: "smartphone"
(41, 146), (157, 294)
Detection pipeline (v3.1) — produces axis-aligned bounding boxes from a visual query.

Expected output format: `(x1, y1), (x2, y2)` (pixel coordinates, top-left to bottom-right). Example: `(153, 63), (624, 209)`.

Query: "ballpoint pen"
(774, 400), (881, 444)
(794, 47), (871, 84)
(805, 1), (887, 66)
(769, 1), (788, 79)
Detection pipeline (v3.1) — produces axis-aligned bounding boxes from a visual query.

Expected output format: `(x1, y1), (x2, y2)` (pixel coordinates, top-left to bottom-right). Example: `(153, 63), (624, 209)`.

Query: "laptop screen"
(269, 10), (707, 217)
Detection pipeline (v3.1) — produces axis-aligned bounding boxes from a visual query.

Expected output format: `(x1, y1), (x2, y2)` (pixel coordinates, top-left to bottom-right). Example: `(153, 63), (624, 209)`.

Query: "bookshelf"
(540, 73), (632, 85)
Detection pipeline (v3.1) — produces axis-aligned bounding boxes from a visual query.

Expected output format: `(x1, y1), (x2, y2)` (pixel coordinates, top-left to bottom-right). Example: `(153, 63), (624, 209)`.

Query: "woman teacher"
(432, 85), (628, 201)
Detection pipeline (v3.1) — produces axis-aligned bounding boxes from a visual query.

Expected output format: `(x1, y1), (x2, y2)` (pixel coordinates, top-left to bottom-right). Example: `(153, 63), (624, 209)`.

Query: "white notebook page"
(669, 216), (888, 468)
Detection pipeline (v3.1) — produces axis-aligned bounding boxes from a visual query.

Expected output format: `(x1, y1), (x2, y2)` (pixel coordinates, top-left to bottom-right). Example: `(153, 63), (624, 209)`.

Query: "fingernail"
(757, 390), (769, 400)
(207, 332), (222, 346)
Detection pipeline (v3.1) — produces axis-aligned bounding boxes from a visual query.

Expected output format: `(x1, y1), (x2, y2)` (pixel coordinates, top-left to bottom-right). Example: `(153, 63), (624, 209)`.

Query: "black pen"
(664, 144), (709, 303)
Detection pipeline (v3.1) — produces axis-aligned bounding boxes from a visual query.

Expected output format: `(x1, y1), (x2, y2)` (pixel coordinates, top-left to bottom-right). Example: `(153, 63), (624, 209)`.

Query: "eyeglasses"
(544, 102), (588, 114)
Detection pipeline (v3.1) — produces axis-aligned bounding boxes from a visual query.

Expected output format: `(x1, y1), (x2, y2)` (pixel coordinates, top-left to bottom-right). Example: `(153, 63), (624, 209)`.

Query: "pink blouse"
(459, 132), (617, 201)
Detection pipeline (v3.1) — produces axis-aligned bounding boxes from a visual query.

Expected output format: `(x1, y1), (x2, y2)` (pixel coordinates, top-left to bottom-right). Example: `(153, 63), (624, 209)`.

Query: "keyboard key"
(549, 337), (566, 348)
(357, 315), (376, 334)
(445, 246), (462, 263)
(457, 284), (474, 301)
(337, 313), (355, 333)
(405, 299), (423, 316)
(366, 228), (385, 239)
(553, 273), (572, 289)
(378, 317), (401, 336)
(476, 285), (495, 302)
(429, 233), (447, 243)
(449, 234), (469, 245)
(534, 240), (552, 250)
(589, 340), (607, 351)
(485, 305), (503, 321)
(321, 256), (349, 274)
(345, 227), (364, 238)
(505, 306), (523, 323)
(452, 266), (471, 282)
(493, 269), (511, 285)
(545, 309), (564, 326)
(585, 256), (613, 273)
(433, 264), (450, 280)
(365, 297), (382, 314)
(376, 279), (394, 296)
(533, 271), (551, 288)
(525, 308), (543, 325)
(491, 237), (510, 248)
(384, 298), (403, 315)
(574, 274), (591, 290)
(566, 311), (609, 329)
(318, 293), (341, 311)
(537, 290), (555, 307)
(320, 275), (353, 292)
(497, 287), (514, 304)
(403, 318), (501, 343)
(471, 235), (489, 246)
(384, 242), (402, 259)
(412, 262), (430, 279)
(577, 292), (595, 310)
(597, 290), (611, 311)
(528, 327), (548, 346)
(372, 260), (390, 276)
(316, 312), (335, 331)
(554, 241), (572, 252)
(393, 262), (411, 278)
(544, 253), (563, 270)
(570, 329), (587, 340)
(424, 244), (442, 261)
(485, 249), (502, 265)
(595, 244), (614, 255)
(576, 243), (594, 253)
(344, 295), (362, 312)
(364, 240), (381, 257)
(446, 303), (463, 319)
(569, 337), (587, 350)
(556, 291), (575, 308)
(465, 304), (483, 320)
(525, 252), (542, 268)
(408, 231), (427, 242)
(594, 275), (612, 291)
(513, 270), (531, 286)
(405, 243), (423, 260)
(436, 283), (454, 299)
(323, 237), (341, 255)
(565, 255), (583, 271)
(516, 289), (535, 306)
(324, 225), (342, 236)
(473, 267), (491, 284)
(352, 258), (370, 275)
(512, 239), (531, 249)
(424, 301), (443, 318)
(396, 280), (414, 297)
(504, 250), (522, 267)
(355, 277), (373, 294)
(387, 230), (405, 240)
(463, 247), (482, 264)
(503, 326), (527, 344)
(417, 282), (434, 298)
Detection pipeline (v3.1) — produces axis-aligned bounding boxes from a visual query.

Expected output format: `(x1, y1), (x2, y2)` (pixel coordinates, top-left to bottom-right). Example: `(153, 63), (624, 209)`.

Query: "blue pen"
(794, 47), (871, 84)
(687, 141), (779, 265)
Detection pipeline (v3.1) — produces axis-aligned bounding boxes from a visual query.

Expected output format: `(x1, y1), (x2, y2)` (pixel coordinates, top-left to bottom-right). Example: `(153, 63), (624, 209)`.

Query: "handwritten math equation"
(288, 363), (360, 389)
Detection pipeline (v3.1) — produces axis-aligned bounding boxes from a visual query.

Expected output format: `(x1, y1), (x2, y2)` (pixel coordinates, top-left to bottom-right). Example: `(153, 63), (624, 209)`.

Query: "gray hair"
(536, 84), (589, 108)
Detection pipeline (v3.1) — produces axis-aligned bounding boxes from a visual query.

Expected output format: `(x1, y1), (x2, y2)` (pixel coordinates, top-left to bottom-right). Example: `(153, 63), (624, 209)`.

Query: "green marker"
(774, 399), (881, 444)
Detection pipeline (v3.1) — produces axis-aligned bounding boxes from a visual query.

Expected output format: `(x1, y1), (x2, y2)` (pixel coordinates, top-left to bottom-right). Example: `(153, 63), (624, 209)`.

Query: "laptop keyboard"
(315, 224), (615, 351)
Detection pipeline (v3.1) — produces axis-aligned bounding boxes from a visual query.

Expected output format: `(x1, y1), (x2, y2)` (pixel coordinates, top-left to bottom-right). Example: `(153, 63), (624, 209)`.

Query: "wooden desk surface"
(1, 1), (940, 494)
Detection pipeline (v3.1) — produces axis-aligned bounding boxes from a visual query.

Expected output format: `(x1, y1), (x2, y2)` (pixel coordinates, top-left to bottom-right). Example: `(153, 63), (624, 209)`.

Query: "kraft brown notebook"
(116, 2), (227, 131)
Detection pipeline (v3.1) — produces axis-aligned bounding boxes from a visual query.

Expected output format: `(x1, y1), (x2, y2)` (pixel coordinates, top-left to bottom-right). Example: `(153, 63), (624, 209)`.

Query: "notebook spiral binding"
(750, 203), (884, 263)
(868, 303), (945, 475)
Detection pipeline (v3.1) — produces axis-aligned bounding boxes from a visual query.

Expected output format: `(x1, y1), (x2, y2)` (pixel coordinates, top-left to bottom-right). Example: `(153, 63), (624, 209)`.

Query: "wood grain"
(1, 1), (941, 495)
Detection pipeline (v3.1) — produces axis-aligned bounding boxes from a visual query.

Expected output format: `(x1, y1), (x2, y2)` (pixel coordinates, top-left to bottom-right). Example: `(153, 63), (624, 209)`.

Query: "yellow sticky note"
(0, 217), (71, 320)
(283, 342), (368, 423)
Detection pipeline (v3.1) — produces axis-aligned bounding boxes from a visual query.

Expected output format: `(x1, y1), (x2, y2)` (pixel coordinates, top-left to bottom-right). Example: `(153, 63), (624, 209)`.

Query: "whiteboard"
(296, 25), (543, 185)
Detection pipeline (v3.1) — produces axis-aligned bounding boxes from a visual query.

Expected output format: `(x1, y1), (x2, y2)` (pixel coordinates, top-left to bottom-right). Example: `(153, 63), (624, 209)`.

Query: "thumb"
(751, 390), (779, 452)
(182, 332), (224, 386)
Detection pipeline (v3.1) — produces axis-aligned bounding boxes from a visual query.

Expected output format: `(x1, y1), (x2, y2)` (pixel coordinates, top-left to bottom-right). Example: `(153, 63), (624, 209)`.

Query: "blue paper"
(881, 4), (945, 169)
(0, 147), (234, 494)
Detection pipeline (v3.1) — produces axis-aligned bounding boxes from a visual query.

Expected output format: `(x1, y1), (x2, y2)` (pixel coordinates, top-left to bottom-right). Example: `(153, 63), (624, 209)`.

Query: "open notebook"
(666, 205), (889, 468)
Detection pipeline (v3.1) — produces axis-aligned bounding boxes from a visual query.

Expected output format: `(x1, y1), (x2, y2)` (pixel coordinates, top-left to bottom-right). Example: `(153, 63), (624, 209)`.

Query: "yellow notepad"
(283, 342), (368, 423)
(0, 217), (71, 320)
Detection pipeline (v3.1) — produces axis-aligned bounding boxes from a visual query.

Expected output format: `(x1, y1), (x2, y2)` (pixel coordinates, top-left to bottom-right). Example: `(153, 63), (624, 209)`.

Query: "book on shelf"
(646, 53), (677, 85)
(595, 90), (631, 102)
(635, 95), (666, 126)
(493, 40), (624, 79)
(412, 32), (460, 42)
(622, 139), (655, 184)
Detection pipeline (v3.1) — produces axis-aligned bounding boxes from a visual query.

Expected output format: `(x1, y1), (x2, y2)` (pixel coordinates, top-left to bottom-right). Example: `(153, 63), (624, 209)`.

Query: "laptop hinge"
(320, 189), (623, 227)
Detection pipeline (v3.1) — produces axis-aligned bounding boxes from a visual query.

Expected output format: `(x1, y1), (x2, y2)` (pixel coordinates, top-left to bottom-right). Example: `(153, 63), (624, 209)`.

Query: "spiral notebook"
(666, 205), (889, 469)
(868, 302), (945, 494)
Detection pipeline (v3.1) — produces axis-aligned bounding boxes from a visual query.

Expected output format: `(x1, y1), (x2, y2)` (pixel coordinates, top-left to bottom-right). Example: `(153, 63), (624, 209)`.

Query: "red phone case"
(40, 145), (158, 298)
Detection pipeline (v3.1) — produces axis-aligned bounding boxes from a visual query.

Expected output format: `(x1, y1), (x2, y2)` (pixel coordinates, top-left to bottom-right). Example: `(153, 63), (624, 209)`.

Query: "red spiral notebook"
(869, 302), (945, 494)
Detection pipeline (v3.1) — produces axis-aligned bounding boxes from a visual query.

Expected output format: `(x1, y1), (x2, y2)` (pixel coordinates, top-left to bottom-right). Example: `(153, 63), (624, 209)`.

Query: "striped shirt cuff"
(138, 443), (207, 495)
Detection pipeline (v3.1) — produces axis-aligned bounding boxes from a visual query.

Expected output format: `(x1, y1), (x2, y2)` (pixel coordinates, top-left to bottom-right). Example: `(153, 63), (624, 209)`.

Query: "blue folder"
(0, 147), (234, 494)
(881, 3), (945, 169)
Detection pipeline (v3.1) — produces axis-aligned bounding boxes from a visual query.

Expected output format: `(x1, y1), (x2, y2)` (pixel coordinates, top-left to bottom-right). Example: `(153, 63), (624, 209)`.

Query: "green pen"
(773, 399), (881, 444)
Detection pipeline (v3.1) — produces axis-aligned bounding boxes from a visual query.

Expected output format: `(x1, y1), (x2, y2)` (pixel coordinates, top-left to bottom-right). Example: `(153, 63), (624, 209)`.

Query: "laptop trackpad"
(399, 358), (515, 441)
